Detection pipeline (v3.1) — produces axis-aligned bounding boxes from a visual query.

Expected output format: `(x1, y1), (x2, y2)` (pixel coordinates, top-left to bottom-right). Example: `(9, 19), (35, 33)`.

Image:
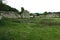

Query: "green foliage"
(35, 13), (40, 16)
(0, 2), (19, 12)
(21, 7), (24, 12)
(0, 0), (2, 3)
(43, 11), (48, 15)
(0, 18), (60, 40)
(19, 7), (24, 14)
(30, 13), (33, 16)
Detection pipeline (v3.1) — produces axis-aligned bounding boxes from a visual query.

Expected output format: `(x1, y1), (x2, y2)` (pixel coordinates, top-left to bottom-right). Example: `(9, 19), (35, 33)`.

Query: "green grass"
(0, 18), (60, 40)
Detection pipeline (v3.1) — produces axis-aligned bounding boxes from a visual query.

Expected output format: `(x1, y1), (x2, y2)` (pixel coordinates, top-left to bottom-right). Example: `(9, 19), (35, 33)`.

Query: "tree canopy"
(43, 11), (48, 15)
(19, 7), (24, 14)
(0, 0), (19, 12)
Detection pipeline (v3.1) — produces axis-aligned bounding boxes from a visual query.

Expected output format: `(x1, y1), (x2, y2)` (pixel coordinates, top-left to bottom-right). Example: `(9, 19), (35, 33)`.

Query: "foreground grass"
(0, 18), (60, 40)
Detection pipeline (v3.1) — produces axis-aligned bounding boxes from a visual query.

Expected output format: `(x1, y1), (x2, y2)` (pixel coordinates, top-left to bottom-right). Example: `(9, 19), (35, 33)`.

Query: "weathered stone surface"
(0, 11), (20, 18)
(21, 10), (30, 18)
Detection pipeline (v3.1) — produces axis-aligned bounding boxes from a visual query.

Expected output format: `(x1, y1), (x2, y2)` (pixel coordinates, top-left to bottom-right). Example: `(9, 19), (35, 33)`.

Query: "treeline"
(0, 0), (60, 15)
(0, 0), (18, 12)
(30, 11), (60, 16)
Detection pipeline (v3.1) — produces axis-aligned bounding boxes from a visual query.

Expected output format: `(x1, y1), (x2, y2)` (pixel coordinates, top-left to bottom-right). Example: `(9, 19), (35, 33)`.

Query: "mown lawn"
(0, 18), (60, 40)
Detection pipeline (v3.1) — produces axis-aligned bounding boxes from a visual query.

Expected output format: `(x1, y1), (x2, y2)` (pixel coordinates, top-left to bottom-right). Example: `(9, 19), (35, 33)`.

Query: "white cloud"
(4, 0), (60, 13)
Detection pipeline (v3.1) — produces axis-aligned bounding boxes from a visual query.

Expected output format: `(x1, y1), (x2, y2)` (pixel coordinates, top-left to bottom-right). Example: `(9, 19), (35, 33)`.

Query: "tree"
(30, 13), (33, 16)
(0, 0), (19, 12)
(56, 12), (60, 17)
(0, 0), (2, 2)
(0, 0), (2, 4)
(35, 13), (40, 16)
(0, 2), (18, 12)
(43, 11), (48, 15)
(19, 7), (24, 14)
(19, 7), (25, 18)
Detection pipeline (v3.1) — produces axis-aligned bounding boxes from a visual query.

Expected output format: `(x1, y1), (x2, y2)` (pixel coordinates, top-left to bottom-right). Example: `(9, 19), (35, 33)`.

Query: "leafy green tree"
(43, 11), (48, 15)
(0, 0), (2, 4)
(56, 12), (60, 17)
(0, 0), (2, 2)
(0, 2), (18, 12)
(19, 7), (24, 14)
(30, 13), (33, 16)
(0, 0), (19, 12)
(19, 7), (24, 18)
(35, 13), (40, 16)
(48, 12), (52, 14)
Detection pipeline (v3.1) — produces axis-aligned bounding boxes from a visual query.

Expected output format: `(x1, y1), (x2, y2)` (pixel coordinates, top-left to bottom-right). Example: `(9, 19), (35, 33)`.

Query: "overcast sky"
(3, 0), (60, 13)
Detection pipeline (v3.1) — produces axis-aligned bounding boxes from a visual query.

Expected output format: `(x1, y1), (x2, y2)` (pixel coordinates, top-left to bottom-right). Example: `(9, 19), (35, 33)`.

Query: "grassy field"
(0, 18), (60, 40)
